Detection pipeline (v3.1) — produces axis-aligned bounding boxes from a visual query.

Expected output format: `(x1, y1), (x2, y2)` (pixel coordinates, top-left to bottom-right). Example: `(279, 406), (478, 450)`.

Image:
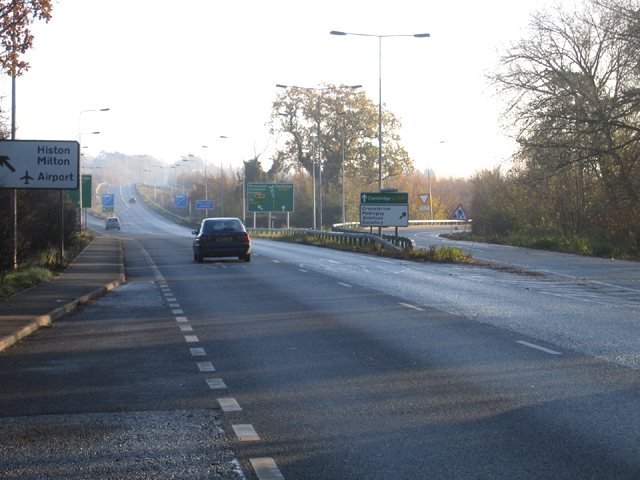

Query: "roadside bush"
(0, 267), (52, 300)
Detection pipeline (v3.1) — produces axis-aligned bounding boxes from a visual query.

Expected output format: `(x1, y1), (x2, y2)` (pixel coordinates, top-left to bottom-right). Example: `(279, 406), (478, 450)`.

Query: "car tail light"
(236, 234), (250, 242)
(199, 235), (213, 242)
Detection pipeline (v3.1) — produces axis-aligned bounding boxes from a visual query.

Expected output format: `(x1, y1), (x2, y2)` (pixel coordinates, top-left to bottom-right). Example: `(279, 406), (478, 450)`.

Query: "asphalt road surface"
(2, 184), (640, 479)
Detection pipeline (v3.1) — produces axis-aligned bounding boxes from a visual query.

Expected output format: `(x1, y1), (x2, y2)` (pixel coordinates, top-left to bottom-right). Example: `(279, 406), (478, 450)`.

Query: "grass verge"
(445, 231), (639, 260)
(0, 231), (94, 300)
(251, 231), (475, 264)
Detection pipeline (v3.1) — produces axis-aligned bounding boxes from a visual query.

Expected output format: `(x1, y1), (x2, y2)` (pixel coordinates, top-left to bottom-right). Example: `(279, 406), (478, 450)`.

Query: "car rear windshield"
(203, 220), (243, 232)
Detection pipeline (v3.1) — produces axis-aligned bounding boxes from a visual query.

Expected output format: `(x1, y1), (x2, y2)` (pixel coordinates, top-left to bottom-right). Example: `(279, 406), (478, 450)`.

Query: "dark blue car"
(192, 217), (251, 263)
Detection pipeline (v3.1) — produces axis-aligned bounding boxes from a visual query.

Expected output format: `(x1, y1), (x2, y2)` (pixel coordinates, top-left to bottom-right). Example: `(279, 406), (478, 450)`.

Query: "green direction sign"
(66, 174), (92, 207)
(248, 183), (294, 213)
(360, 191), (409, 227)
(360, 192), (409, 205)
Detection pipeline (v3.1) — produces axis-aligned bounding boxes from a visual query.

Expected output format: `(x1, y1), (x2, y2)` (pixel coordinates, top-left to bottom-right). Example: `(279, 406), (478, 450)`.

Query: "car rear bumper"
(195, 244), (251, 258)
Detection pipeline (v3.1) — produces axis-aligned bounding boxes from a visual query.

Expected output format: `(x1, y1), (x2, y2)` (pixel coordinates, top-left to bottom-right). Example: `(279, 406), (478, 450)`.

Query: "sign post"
(247, 183), (294, 228)
(0, 140), (80, 190)
(418, 194), (430, 218)
(247, 183), (294, 212)
(0, 140), (80, 266)
(360, 192), (409, 228)
(174, 194), (188, 208)
(101, 193), (115, 213)
(66, 174), (92, 207)
(449, 204), (468, 220)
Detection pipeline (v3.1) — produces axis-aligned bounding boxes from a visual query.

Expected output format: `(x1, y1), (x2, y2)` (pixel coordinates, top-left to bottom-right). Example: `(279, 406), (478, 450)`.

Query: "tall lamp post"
(276, 84), (360, 230)
(183, 156), (199, 187)
(330, 31), (429, 232)
(78, 108), (109, 229)
(76, 131), (99, 228)
(340, 127), (365, 224)
(428, 140), (445, 221)
(201, 147), (209, 218)
(174, 164), (188, 194)
(201, 136), (228, 218)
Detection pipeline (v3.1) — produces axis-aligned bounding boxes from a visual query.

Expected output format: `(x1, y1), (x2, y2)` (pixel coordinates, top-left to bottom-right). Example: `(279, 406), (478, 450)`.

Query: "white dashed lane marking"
(218, 397), (242, 412)
(206, 378), (227, 389)
(159, 273), (278, 478)
(197, 362), (215, 372)
(233, 424), (260, 441)
(251, 458), (285, 480)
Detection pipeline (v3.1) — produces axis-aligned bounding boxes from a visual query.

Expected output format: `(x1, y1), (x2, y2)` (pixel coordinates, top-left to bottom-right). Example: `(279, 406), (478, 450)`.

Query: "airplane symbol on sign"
(20, 171), (34, 184)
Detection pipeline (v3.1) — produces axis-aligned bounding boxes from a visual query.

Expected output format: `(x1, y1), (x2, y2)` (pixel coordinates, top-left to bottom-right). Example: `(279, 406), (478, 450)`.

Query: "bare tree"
(488, 0), (640, 247)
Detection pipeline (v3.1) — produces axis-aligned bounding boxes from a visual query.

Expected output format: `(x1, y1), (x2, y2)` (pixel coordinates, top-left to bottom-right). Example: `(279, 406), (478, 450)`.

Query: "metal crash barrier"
(248, 228), (404, 252)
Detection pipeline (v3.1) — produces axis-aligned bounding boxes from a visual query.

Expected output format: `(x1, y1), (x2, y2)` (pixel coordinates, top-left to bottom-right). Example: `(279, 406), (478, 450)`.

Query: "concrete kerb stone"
(0, 239), (126, 353)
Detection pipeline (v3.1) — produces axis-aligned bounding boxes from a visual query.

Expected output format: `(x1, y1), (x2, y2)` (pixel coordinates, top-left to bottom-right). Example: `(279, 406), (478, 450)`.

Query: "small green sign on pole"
(247, 183), (294, 213)
(359, 192), (408, 205)
(360, 191), (409, 227)
(66, 175), (92, 207)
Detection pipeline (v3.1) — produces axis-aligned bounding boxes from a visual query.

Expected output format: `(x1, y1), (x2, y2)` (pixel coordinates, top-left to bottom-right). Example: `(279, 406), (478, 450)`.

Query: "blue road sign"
(101, 193), (115, 213)
(196, 200), (214, 209)
(174, 194), (188, 208)
(101, 193), (114, 207)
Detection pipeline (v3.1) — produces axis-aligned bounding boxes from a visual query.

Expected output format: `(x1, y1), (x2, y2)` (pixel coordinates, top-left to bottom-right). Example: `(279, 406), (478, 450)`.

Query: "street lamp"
(170, 165), (181, 196)
(201, 136), (228, 218)
(150, 164), (159, 201)
(428, 140), (445, 221)
(276, 83), (361, 230)
(78, 108), (109, 228)
(201, 147), (209, 217)
(340, 126), (365, 224)
(172, 164), (188, 194)
(330, 30), (429, 194)
(183, 156), (199, 188)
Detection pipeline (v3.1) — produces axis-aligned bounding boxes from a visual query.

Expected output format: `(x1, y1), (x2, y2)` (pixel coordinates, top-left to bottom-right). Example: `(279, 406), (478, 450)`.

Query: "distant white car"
(105, 217), (121, 230)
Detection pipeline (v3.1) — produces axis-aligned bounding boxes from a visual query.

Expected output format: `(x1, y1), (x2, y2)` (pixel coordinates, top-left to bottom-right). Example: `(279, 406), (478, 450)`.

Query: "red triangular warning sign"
(449, 204), (467, 220)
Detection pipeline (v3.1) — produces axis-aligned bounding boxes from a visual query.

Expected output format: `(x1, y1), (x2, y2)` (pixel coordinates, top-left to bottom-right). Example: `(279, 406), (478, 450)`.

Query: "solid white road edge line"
(516, 340), (562, 355)
(399, 302), (425, 311)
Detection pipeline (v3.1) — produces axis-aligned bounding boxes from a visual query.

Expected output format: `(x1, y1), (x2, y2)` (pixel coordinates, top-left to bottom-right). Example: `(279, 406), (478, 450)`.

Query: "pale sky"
(1, 0), (552, 179)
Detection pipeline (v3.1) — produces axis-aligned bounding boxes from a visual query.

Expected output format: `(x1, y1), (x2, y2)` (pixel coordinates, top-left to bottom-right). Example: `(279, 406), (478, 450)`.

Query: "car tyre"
(242, 253), (251, 263)
(197, 252), (204, 263)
